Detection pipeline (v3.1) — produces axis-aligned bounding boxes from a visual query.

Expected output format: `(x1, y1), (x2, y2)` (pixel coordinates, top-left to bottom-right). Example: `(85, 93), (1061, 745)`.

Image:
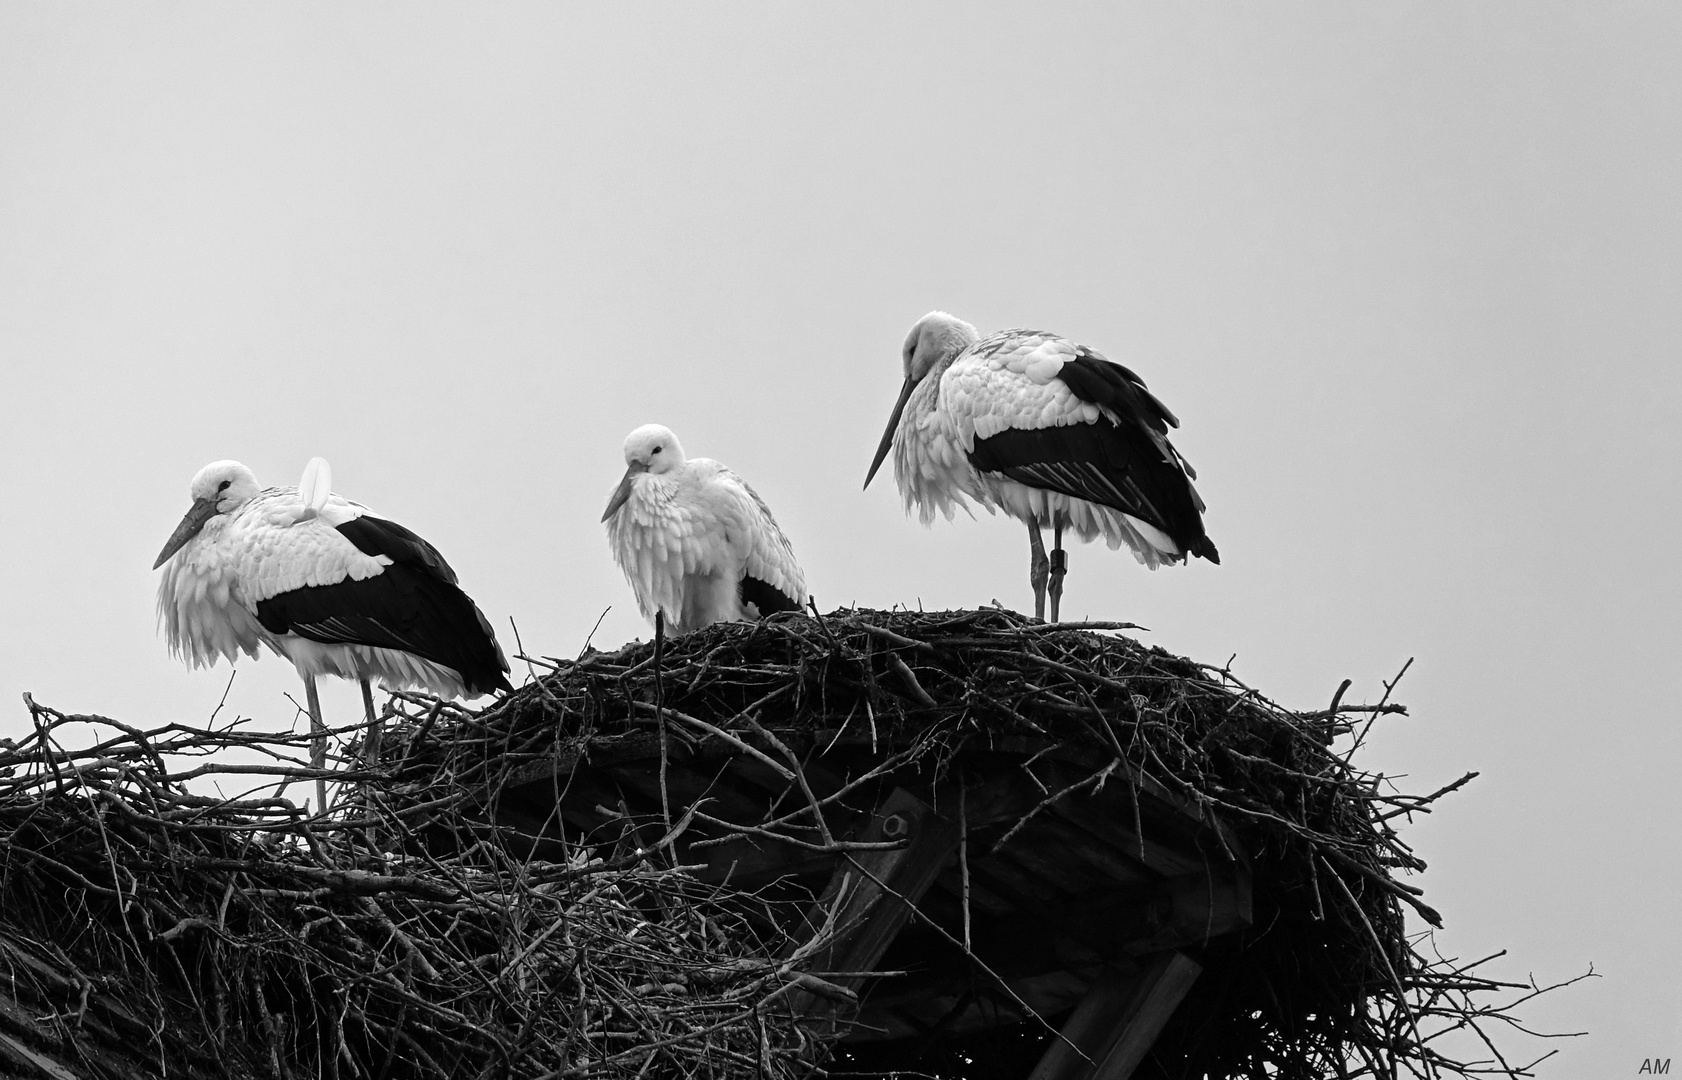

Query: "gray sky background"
(2, 5), (1677, 1074)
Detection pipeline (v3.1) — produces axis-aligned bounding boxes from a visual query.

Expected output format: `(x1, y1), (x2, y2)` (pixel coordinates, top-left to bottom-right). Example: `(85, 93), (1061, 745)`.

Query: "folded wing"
(729, 474), (807, 617)
(964, 343), (1219, 563)
(252, 513), (512, 695)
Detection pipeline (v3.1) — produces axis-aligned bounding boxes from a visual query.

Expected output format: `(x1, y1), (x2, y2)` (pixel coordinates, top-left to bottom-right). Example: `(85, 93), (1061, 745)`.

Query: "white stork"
(153, 458), (512, 804)
(602, 424), (807, 636)
(865, 311), (1219, 622)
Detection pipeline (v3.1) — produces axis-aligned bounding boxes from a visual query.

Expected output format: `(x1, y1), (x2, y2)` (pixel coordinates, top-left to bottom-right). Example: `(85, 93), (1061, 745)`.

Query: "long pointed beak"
(601, 464), (644, 522)
(153, 497), (219, 569)
(864, 375), (916, 490)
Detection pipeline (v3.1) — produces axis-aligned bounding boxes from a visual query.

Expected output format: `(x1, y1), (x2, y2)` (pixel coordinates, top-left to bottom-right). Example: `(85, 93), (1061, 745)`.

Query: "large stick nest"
(389, 607), (1575, 1079)
(0, 608), (1576, 1080)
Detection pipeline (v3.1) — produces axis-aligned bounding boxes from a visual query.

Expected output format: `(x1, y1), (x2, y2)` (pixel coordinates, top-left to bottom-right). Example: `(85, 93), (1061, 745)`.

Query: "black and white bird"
(865, 312), (1218, 622)
(602, 424), (807, 635)
(154, 458), (511, 800)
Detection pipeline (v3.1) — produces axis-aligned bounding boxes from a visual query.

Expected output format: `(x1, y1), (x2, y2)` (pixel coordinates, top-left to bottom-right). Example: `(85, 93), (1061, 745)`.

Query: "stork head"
(153, 460), (259, 569)
(866, 311), (980, 489)
(602, 424), (686, 521)
(901, 310), (979, 382)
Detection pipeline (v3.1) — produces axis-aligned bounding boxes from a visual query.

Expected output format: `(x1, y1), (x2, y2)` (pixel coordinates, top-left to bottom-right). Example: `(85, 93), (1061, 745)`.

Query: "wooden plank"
(787, 787), (961, 1009)
(1026, 966), (1140, 1080)
(950, 756), (1243, 881)
(1040, 748), (1243, 853)
(0, 1029), (81, 1080)
(1027, 952), (1202, 1080)
(1029, 815), (1163, 890)
(1042, 797), (1211, 879)
(1124, 867), (1252, 955)
(854, 965), (1096, 1043)
(991, 819), (1121, 899)
(1091, 952), (1202, 1080)
(854, 857), (1243, 1009)
(929, 863), (1017, 918)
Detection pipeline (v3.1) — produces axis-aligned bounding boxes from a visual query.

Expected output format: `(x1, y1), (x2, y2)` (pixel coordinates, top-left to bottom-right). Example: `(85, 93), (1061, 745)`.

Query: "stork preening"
(603, 424), (807, 636)
(154, 458), (512, 807)
(865, 312), (1218, 622)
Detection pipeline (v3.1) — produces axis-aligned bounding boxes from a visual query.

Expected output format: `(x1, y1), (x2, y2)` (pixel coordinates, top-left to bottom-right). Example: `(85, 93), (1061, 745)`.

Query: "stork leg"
(1027, 517), (1049, 621)
(359, 677), (383, 766)
(1048, 517), (1068, 624)
(303, 675), (328, 813)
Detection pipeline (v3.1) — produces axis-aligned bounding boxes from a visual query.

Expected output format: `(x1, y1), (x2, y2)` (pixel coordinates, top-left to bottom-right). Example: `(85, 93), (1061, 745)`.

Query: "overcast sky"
(2, 5), (1677, 1074)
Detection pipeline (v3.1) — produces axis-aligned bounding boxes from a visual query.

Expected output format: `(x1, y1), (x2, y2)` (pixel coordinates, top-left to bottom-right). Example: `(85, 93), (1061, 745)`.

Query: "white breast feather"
(608, 461), (807, 633)
(890, 329), (1183, 568)
(608, 471), (706, 630)
(892, 374), (989, 524)
(157, 487), (391, 670)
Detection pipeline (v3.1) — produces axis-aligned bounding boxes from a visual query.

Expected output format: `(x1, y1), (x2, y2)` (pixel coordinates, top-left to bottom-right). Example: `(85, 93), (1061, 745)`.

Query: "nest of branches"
(0, 607), (1577, 1080)
(0, 697), (843, 1079)
(385, 606), (1577, 1080)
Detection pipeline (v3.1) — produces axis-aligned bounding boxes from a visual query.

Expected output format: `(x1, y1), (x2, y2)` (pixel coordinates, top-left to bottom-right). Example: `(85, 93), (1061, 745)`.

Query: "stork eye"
(651, 446), (662, 455)
(217, 480), (231, 492)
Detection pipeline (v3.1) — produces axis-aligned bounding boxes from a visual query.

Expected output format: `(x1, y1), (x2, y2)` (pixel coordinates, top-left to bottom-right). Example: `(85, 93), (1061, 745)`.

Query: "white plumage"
(603, 424), (807, 635)
(866, 311), (1218, 622)
(154, 459), (512, 801)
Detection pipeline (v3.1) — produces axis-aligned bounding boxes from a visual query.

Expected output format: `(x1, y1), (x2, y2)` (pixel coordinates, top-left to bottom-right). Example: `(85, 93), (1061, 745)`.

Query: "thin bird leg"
(1048, 517), (1068, 624)
(653, 611), (671, 832)
(303, 675), (327, 813)
(1027, 516), (1049, 621)
(356, 676), (384, 851)
(359, 677), (383, 766)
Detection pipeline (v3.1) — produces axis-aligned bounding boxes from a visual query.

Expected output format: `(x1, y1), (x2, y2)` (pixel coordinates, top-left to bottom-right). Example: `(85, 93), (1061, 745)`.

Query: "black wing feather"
(335, 515), (459, 584)
(255, 567), (513, 695)
(740, 576), (802, 619)
(968, 352), (1219, 563)
(254, 512), (512, 694)
(1054, 349), (1180, 433)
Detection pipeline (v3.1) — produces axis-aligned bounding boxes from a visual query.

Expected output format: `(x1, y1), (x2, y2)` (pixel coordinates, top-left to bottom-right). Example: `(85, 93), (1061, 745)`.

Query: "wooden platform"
(480, 727), (1251, 1079)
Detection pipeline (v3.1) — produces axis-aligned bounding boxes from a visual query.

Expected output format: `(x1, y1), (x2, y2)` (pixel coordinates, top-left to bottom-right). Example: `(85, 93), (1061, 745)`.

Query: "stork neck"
(917, 345), (967, 409)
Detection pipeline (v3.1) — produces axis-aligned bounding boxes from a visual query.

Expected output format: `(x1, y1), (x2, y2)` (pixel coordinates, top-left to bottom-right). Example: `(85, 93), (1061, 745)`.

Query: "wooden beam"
(1090, 952), (1202, 1080)
(1125, 867), (1252, 956)
(1026, 966), (1140, 1080)
(786, 787), (962, 1011)
(1040, 749), (1245, 856)
(1027, 952), (1202, 1080)
(855, 966), (1098, 1043)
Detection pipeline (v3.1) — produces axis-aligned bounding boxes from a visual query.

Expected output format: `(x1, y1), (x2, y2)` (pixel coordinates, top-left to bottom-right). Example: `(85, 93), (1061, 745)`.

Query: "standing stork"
(154, 458), (512, 807)
(602, 424), (807, 635)
(865, 311), (1219, 622)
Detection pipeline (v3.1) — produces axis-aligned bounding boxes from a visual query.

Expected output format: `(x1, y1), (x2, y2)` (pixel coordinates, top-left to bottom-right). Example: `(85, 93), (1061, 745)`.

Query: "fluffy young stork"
(602, 424), (807, 636)
(154, 458), (512, 802)
(865, 311), (1219, 622)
